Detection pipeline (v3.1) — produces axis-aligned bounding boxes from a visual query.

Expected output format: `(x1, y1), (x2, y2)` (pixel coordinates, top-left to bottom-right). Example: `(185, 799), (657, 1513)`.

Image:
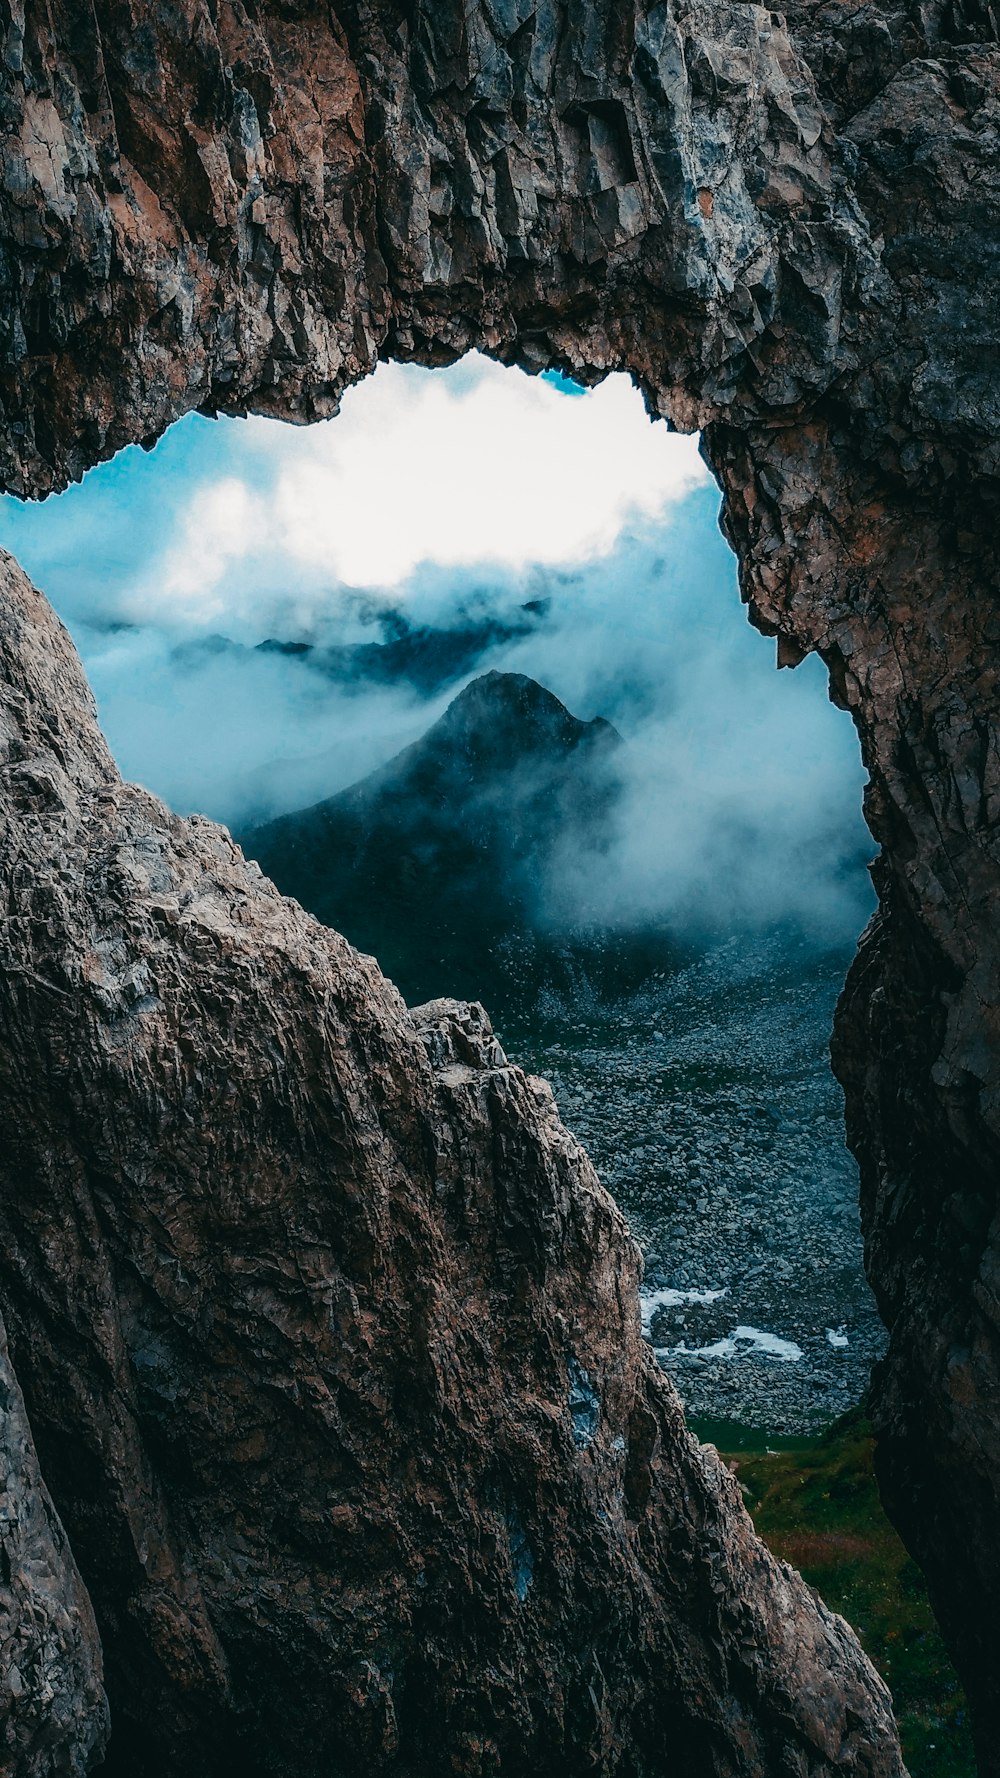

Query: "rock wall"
(0, 550), (904, 1772)
(0, 1311), (108, 1775)
(1, 0), (999, 1768)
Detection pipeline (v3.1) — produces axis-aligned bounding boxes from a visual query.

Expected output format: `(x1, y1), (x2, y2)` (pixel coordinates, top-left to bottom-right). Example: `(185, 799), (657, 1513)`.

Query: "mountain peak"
(430, 670), (620, 762)
(241, 671), (624, 1005)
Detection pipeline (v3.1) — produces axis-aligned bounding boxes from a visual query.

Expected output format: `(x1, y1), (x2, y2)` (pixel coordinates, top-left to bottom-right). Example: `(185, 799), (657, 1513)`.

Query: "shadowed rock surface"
(2, 0), (1000, 1768)
(0, 1312), (109, 1777)
(0, 552), (904, 1773)
(174, 606), (548, 701)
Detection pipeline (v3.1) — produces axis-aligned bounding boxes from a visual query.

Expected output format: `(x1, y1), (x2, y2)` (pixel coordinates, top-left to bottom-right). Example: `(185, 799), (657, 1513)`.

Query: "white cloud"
(0, 350), (872, 947)
(152, 356), (709, 622)
(160, 476), (267, 616)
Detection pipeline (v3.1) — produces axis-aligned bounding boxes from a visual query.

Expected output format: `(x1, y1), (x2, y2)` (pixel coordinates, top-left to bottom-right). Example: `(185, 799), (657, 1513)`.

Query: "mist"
(0, 354), (874, 949)
(475, 514), (874, 945)
(69, 619), (457, 827)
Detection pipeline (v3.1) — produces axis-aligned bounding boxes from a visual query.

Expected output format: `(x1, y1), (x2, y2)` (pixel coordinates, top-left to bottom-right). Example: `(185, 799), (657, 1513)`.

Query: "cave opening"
(0, 335), (982, 1770)
(0, 351), (881, 1438)
(3, 0), (998, 1761)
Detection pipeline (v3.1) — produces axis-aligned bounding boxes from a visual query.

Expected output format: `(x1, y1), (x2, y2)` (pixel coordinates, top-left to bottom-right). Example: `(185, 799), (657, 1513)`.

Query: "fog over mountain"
(242, 670), (628, 1007)
(0, 353), (884, 1438)
(0, 356), (874, 949)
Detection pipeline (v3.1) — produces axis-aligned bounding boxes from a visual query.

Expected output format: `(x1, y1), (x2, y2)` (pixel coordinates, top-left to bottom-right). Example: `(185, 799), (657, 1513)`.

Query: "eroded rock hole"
(0, 352), (883, 1436)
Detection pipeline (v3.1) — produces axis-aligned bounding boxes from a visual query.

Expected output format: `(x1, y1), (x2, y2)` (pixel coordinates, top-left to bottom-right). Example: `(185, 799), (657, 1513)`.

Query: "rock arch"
(1, 0), (999, 1769)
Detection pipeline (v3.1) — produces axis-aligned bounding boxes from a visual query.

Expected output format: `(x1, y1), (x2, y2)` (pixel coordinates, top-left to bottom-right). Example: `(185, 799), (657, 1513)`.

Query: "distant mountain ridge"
(170, 602), (547, 697)
(241, 671), (626, 1007)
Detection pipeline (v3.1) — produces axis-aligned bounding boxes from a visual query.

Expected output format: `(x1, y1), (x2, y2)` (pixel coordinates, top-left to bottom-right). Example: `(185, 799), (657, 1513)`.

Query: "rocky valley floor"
(234, 667), (883, 1436)
(501, 931), (886, 1434)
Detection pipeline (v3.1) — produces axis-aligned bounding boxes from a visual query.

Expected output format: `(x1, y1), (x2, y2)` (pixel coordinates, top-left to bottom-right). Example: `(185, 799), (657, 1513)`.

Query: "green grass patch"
(699, 1410), (975, 1777)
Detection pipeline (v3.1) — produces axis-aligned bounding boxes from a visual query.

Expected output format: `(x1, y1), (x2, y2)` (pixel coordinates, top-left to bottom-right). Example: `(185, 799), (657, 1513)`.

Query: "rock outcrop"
(0, 550), (904, 1772)
(2, 0), (1000, 1768)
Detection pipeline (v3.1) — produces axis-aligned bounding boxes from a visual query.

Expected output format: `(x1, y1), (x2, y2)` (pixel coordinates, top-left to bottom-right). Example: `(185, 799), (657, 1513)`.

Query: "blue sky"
(0, 355), (874, 941)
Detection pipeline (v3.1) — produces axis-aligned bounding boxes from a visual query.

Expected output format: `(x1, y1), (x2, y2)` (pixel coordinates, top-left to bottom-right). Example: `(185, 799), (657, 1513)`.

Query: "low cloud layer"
(462, 513), (873, 945)
(1, 355), (705, 638)
(0, 355), (874, 947)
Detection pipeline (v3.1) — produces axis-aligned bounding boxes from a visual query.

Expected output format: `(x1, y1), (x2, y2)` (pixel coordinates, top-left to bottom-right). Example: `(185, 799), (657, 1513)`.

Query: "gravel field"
(502, 932), (886, 1434)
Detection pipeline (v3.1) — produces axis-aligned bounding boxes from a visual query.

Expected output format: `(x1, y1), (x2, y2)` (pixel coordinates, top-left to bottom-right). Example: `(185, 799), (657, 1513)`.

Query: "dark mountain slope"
(242, 671), (631, 1007)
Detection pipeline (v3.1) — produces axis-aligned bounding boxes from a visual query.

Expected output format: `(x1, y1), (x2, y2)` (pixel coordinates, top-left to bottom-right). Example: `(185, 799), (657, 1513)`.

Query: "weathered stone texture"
(0, 1311), (109, 1775)
(0, 552), (904, 1773)
(1, 0), (1000, 1771)
(0, 0), (889, 488)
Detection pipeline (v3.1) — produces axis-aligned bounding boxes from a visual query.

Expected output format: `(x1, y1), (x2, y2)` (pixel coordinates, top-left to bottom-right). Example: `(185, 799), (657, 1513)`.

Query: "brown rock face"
(0, 0), (998, 1768)
(0, 552), (904, 1773)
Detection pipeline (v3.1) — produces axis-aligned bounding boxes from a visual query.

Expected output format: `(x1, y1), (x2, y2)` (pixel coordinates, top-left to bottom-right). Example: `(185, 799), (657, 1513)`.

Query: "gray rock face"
(0, 549), (904, 1773)
(0, 1312), (108, 1775)
(0, 0), (883, 489)
(1, 0), (1000, 1767)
